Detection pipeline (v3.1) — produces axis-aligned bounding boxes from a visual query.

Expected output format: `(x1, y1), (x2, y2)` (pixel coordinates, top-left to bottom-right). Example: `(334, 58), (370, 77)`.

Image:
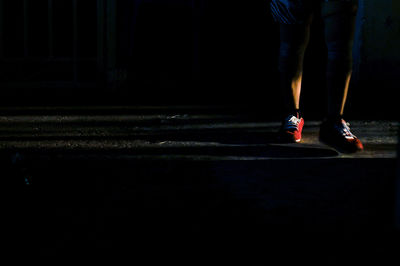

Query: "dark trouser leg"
(322, 1), (358, 118)
(278, 17), (312, 117)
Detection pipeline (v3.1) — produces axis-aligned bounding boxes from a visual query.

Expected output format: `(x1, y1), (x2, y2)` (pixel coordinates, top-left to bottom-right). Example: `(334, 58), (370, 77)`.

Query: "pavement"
(0, 105), (397, 159)
(0, 106), (398, 261)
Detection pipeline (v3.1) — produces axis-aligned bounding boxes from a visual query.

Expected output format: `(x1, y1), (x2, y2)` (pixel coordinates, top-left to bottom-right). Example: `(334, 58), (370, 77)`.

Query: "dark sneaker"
(278, 115), (304, 143)
(319, 119), (364, 153)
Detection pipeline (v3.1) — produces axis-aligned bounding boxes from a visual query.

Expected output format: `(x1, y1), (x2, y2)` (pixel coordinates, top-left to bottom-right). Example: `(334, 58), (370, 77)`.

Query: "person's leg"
(278, 16), (312, 116)
(319, 0), (363, 152)
(322, 0), (358, 118)
(276, 19), (311, 142)
(271, 0), (312, 143)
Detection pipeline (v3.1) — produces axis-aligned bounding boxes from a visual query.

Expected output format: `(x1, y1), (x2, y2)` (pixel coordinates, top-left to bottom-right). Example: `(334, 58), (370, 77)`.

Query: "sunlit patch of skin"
(291, 72), (303, 110)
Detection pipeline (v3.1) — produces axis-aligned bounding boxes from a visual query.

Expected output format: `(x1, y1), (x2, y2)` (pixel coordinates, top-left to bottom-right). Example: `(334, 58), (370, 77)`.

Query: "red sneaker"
(278, 115), (304, 143)
(319, 119), (364, 153)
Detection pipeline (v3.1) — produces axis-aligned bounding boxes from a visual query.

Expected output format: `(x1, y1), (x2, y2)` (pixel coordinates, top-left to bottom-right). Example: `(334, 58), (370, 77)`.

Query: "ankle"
(288, 109), (301, 119)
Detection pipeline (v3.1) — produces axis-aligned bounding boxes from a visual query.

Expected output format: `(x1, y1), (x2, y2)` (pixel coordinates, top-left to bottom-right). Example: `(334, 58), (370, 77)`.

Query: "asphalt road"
(0, 106), (398, 262)
(0, 106), (397, 158)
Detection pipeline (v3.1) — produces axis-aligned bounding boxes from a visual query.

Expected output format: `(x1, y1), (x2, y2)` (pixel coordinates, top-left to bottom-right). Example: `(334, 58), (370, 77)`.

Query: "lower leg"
(322, 1), (358, 119)
(319, 1), (363, 152)
(278, 19), (312, 117)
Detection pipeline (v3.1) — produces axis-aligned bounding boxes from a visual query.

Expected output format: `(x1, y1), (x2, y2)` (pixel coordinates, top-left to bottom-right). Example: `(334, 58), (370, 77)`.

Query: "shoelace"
(284, 115), (301, 130)
(335, 120), (356, 139)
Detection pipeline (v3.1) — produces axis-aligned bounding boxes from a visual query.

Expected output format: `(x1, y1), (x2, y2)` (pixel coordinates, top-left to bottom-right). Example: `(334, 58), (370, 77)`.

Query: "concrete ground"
(0, 106), (397, 158)
(0, 106), (398, 262)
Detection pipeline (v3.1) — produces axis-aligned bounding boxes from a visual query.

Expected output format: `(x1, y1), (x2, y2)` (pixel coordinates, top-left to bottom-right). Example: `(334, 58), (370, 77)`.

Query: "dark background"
(0, 1), (399, 259)
(0, 0), (398, 119)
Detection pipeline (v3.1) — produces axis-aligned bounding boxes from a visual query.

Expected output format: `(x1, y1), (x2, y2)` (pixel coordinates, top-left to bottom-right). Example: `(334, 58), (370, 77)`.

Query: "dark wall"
(114, 0), (328, 118)
(0, 0), (396, 119)
(0, 0), (98, 84)
(116, 0), (280, 106)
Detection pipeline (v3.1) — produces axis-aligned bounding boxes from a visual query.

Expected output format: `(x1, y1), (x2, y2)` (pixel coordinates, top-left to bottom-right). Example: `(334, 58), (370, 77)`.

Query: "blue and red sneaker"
(319, 118), (364, 153)
(278, 114), (304, 143)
